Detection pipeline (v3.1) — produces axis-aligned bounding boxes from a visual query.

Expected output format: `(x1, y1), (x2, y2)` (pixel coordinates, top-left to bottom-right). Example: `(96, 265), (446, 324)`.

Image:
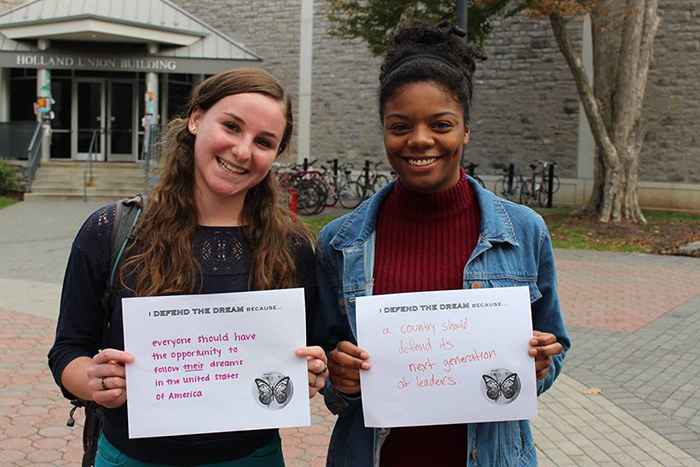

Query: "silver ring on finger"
(101, 376), (107, 391)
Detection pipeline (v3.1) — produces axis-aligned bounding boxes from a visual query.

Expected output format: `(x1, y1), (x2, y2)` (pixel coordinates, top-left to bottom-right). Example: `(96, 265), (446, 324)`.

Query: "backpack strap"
(101, 193), (147, 343)
(108, 194), (147, 288)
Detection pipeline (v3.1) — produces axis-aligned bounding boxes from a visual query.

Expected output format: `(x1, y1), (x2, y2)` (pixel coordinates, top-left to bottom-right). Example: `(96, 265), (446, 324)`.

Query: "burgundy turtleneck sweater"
(375, 171), (481, 467)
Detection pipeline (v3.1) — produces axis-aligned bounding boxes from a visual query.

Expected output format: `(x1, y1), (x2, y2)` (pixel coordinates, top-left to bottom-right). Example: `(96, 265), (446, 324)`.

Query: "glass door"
(108, 81), (137, 161)
(73, 79), (105, 161)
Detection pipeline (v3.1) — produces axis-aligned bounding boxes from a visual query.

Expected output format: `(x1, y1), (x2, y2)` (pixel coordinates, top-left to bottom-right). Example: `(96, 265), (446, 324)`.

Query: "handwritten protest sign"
(122, 288), (309, 438)
(356, 286), (536, 428)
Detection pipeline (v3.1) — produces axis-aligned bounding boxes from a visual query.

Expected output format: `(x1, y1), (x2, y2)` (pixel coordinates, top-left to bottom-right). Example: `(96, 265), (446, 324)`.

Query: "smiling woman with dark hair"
(312, 20), (570, 466)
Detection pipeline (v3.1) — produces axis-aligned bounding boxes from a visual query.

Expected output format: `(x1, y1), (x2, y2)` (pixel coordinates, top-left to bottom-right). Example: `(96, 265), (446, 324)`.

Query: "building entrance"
(73, 78), (137, 162)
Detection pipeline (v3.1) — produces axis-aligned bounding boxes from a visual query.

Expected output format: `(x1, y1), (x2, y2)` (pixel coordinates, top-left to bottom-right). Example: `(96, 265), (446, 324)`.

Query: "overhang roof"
(0, 0), (260, 62)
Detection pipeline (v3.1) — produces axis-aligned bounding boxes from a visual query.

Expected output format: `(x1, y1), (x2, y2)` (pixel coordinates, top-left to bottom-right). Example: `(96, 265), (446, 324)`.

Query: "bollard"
(547, 163), (555, 208)
(507, 163), (514, 195)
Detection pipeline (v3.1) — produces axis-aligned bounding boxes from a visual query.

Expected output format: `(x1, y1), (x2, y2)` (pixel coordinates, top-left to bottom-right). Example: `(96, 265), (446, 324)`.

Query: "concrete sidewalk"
(1, 200), (699, 466)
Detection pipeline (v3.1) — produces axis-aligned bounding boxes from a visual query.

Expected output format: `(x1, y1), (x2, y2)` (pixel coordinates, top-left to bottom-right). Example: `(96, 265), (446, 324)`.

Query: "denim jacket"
(312, 177), (571, 467)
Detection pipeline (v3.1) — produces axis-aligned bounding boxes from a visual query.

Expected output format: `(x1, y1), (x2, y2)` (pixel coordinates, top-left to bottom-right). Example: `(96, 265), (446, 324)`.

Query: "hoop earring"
(190, 125), (197, 132)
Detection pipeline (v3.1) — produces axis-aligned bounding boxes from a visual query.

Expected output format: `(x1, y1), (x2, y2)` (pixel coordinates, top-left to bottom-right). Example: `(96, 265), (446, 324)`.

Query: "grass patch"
(546, 220), (646, 253)
(0, 197), (17, 210)
(642, 210), (700, 223)
(303, 214), (343, 236)
(535, 208), (574, 217)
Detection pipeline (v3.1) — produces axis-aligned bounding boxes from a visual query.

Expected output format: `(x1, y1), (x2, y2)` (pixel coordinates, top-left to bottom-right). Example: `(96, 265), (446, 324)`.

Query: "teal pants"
(95, 432), (285, 467)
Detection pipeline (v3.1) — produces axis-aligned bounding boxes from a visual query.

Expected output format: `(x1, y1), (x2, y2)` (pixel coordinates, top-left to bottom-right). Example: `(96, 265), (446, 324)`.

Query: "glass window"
(167, 81), (192, 120)
(10, 78), (37, 121)
(51, 79), (71, 130)
(51, 131), (71, 158)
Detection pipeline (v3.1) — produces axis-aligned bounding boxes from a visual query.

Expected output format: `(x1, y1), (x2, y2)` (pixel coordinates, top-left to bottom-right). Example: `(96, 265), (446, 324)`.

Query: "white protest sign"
(356, 286), (536, 428)
(122, 288), (309, 438)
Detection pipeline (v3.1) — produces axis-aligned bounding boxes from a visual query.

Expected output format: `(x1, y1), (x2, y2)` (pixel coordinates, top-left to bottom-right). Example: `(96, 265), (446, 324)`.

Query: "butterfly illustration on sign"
(481, 369), (521, 405)
(253, 371), (294, 410)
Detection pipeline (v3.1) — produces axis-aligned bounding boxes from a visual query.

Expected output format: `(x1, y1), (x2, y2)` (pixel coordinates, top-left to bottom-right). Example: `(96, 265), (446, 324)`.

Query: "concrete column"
(0, 67), (9, 122)
(144, 42), (159, 126)
(297, 0), (313, 163)
(37, 38), (51, 161)
(577, 15), (595, 180)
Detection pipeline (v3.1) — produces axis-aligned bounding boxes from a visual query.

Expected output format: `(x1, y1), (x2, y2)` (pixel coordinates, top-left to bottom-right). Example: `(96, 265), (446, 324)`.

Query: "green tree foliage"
(328, 0), (513, 55)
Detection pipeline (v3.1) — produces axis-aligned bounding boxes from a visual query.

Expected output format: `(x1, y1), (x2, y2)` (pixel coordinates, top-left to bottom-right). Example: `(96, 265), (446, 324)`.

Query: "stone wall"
(640, 0), (700, 184)
(469, 16), (582, 179)
(171, 0), (384, 167)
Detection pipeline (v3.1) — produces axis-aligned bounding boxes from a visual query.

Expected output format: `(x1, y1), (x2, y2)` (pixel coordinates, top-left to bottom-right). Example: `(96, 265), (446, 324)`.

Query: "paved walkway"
(1, 200), (699, 466)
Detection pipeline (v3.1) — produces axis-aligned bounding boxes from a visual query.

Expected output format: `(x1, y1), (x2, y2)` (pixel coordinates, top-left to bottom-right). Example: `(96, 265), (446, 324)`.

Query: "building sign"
(0, 52), (257, 74)
(14, 54), (177, 71)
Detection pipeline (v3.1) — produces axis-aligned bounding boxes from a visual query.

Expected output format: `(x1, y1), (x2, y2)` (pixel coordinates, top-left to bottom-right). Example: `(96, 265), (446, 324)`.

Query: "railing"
(26, 122), (44, 190)
(83, 129), (100, 202)
(0, 121), (39, 160)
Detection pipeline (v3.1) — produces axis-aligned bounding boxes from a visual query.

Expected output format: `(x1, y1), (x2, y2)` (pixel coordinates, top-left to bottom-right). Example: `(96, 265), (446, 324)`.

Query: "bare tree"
(536, 0), (660, 223)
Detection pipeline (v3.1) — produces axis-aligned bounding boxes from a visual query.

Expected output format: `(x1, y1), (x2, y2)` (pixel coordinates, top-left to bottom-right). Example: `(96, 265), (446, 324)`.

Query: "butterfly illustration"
(255, 376), (291, 407)
(482, 373), (519, 402)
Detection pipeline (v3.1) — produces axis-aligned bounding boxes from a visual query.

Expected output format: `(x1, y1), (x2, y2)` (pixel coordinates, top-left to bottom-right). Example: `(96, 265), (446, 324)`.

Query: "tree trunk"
(583, 6), (618, 216)
(549, 0), (659, 224)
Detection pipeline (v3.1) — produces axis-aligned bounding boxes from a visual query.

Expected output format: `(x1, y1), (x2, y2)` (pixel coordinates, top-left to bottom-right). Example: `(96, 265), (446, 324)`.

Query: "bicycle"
(462, 162), (485, 188)
(319, 159), (364, 209)
(519, 160), (560, 207)
(275, 161), (326, 216)
(492, 163), (522, 202)
(356, 160), (391, 202)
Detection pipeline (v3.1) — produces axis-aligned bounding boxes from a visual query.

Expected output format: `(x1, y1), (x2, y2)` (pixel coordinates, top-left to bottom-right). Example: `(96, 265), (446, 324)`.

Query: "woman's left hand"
(296, 346), (328, 398)
(528, 330), (563, 380)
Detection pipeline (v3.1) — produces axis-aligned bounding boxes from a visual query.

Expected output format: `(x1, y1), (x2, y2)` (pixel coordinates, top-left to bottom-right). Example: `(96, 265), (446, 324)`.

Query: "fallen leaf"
(584, 387), (603, 395)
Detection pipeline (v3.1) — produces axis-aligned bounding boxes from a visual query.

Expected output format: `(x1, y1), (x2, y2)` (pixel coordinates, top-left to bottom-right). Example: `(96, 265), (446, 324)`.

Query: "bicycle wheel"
(473, 176), (485, 189)
(550, 175), (561, 193)
(519, 182), (534, 206)
(297, 181), (325, 215)
(493, 179), (505, 197)
(339, 181), (364, 209)
(372, 174), (390, 193)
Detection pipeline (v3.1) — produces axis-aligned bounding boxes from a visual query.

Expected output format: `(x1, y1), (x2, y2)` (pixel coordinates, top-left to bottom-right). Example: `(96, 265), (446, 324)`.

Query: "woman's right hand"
(328, 341), (371, 395)
(86, 349), (134, 409)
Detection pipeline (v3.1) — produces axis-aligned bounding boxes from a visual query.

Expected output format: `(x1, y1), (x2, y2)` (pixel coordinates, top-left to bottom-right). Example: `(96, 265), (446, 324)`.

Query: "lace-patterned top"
(48, 203), (316, 465)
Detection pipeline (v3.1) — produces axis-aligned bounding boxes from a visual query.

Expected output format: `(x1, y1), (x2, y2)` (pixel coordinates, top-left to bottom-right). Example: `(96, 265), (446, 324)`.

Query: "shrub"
(0, 161), (18, 191)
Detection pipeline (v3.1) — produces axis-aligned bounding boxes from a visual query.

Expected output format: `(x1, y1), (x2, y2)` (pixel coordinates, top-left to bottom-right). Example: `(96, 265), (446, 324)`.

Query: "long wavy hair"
(120, 68), (313, 296)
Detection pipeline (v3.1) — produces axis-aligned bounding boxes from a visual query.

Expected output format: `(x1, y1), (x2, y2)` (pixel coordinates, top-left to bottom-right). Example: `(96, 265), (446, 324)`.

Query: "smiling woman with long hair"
(49, 68), (328, 467)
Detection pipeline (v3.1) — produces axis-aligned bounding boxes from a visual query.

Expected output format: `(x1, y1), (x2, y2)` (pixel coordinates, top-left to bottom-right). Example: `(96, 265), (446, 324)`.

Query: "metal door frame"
(106, 79), (139, 162)
(71, 78), (106, 161)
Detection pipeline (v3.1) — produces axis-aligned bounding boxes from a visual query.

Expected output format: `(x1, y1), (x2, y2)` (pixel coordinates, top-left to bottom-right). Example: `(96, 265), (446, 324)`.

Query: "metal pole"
(457, 0), (468, 31)
(458, 1), (468, 167)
